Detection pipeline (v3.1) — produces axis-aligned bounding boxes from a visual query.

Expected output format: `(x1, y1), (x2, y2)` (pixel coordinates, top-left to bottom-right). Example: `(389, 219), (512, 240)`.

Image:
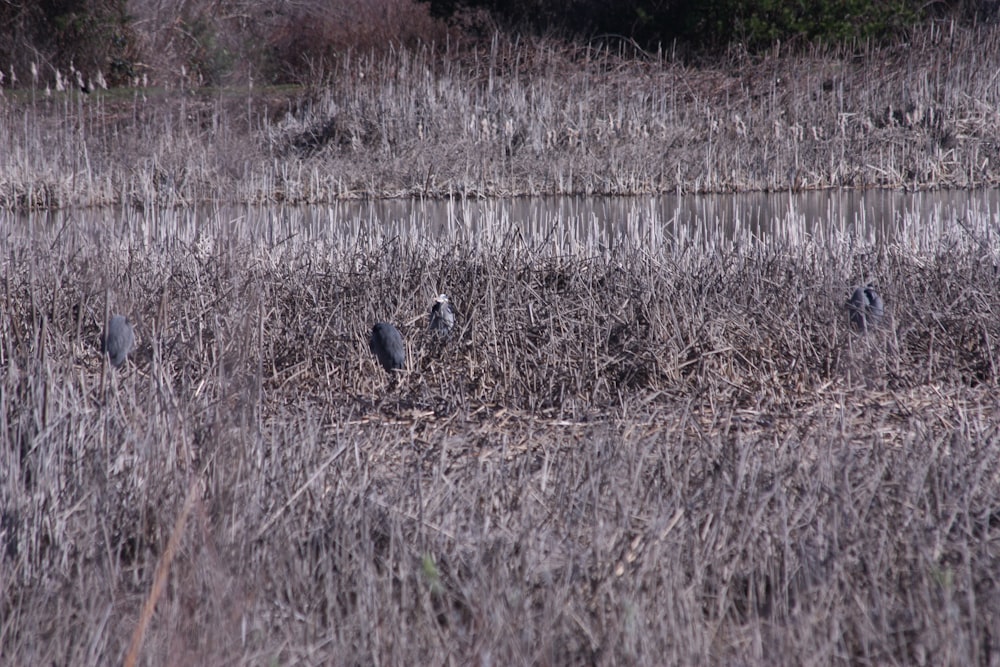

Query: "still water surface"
(5, 189), (998, 252)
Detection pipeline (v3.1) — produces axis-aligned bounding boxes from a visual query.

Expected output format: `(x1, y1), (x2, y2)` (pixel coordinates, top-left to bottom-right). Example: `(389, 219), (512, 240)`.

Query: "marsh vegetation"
(3, 4), (1000, 662)
(4, 22), (1000, 210)
(2, 196), (999, 664)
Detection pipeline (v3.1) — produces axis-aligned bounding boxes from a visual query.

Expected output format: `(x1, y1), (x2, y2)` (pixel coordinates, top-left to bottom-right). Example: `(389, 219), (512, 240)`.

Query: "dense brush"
(2, 206), (998, 664)
(3, 23), (1000, 209)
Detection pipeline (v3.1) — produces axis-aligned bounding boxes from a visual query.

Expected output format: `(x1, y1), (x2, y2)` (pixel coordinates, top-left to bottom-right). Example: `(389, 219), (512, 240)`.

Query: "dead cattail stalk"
(122, 478), (200, 667)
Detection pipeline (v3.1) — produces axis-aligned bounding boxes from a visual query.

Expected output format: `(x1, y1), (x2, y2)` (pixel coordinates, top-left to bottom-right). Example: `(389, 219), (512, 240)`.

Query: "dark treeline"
(0, 0), (133, 86)
(0, 0), (997, 90)
(425, 0), (997, 49)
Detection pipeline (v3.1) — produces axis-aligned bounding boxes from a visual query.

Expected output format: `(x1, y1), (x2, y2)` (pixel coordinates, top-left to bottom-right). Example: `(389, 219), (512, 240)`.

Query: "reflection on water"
(4, 189), (999, 254)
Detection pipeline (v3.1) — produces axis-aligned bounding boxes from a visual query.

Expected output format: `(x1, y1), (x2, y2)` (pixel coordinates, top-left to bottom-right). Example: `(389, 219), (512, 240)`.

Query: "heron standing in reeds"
(369, 322), (405, 375)
(847, 284), (884, 333)
(102, 315), (135, 367)
(428, 294), (455, 337)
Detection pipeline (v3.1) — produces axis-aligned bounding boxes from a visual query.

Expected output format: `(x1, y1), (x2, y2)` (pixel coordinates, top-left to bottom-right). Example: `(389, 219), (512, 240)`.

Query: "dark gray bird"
(848, 284), (884, 333)
(102, 315), (135, 367)
(429, 294), (455, 336)
(369, 322), (405, 374)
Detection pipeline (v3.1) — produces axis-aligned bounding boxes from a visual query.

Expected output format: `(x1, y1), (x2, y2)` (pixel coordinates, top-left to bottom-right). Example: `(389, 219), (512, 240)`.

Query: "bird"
(369, 322), (405, 374)
(847, 284), (884, 333)
(102, 315), (135, 367)
(428, 294), (455, 336)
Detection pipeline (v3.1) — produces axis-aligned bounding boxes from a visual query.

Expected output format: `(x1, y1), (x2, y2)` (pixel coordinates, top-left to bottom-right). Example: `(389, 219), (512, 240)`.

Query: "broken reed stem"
(123, 478), (200, 667)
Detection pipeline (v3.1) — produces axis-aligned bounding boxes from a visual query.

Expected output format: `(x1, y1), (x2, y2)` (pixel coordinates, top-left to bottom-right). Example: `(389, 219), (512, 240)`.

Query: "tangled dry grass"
(3, 21), (1000, 210)
(2, 203), (998, 665)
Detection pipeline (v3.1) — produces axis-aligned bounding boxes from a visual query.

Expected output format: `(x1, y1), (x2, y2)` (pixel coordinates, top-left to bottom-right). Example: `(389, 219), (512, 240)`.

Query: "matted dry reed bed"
(4, 21), (1000, 210)
(2, 206), (999, 665)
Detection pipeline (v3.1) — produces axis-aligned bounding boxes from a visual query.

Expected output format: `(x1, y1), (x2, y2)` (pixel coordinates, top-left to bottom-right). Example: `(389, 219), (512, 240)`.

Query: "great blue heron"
(102, 315), (135, 367)
(848, 284), (884, 333)
(369, 322), (405, 374)
(429, 294), (455, 336)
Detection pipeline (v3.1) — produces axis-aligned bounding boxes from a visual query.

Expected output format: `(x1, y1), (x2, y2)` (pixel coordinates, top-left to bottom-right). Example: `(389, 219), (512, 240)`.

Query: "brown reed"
(1, 206), (998, 664)
(3, 22), (1000, 210)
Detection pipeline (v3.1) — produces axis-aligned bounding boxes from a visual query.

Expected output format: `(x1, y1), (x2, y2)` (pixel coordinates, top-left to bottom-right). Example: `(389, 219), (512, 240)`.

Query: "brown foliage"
(1, 209), (998, 664)
(4, 25), (1000, 208)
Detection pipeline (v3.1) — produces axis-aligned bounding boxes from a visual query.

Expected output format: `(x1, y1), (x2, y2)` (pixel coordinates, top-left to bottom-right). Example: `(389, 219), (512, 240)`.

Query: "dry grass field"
(3, 22), (1000, 210)
(2, 200), (999, 664)
(3, 16), (1000, 665)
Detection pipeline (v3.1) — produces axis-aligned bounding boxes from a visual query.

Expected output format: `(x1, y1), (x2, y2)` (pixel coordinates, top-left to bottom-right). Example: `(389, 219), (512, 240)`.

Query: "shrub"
(420, 0), (927, 51)
(0, 0), (135, 88)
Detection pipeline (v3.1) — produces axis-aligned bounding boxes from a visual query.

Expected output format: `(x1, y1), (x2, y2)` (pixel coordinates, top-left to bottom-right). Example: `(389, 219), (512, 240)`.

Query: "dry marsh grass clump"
(2, 206), (999, 665)
(4, 22), (1000, 209)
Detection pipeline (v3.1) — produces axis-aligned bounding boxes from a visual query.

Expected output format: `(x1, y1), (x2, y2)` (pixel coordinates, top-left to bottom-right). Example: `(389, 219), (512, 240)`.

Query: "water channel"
(4, 188), (998, 254)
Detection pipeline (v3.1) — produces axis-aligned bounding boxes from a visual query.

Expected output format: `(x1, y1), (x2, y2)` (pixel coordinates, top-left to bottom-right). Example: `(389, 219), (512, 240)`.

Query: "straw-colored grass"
(3, 22), (1000, 209)
(2, 200), (998, 664)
